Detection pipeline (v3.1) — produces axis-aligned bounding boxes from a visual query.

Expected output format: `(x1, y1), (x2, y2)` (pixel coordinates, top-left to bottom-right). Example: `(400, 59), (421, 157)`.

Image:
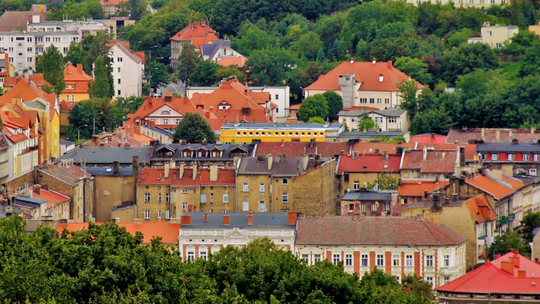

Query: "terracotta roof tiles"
(170, 21), (219, 49)
(465, 175), (521, 200)
(398, 180), (450, 197)
(402, 149), (457, 173)
(255, 141), (349, 158)
(137, 167), (236, 187)
(217, 56), (248, 68)
(337, 153), (401, 175)
(465, 194), (497, 224)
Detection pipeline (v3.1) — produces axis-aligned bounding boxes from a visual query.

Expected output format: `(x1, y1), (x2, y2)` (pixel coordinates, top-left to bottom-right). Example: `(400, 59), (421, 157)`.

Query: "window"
(487, 30), (492, 36)
(314, 254), (321, 263)
(282, 178), (288, 185)
(200, 251), (207, 260)
(186, 251), (195, 261)
(492, 153), (499, 161)
(275, 94), (279, 100)
(259, 201), (266, 212)
(406, 255), (413, 267)
(302, 254), (309, 262)
(369, 98), (375, 104)
(377, 254), (384, 266)
(333, 254), (341, 265)
(118, 90), (121, 96)
(158, 193), (162, 203)
(353, 181), (359, 190)
(385, 98), (390, 104)
(243, 200), (249, 211)
(144, 209), (150, 219)
(508, 153), (515, 161)
(426, 277), (433, 286)
(27, 57), (32, 62)
(144, 193), (150, 202)
(201, 193), (207, 203)
(444, 255), (450, 267)
(345, 254), (353, 266)
(117, 78), (121, 84)
(530, 169), (537, 176)
(393, 254), (400, 266)
(157, 210), (162, 218)
(117, 57), (123, 62)
(66, 95), (70, 102)
(389, 118), (396, 123)
(243, 183), (249, 192)
(360, 98), (367, 104)
(443, 276), (450, 284)
(426, 255), (434, 267)
(71, 95), (74, 102)
(166, 193), (170, 203)
(163, 119), (168, 125)
(259, 183), (265, 193)
(27, 47), (32, 52)
(182, 202), (188, 210)
(182, 189), (188, 194)
(361, 254), (368, 267)
(535, 154), (540, 161)
(282, 193), (288, 203)
(377, 98), (381, 104)
(524, 154), (530, 161)
(117, 67), (121, 73)
(223, 193), (229, 203)
(166, 210), (170, 219)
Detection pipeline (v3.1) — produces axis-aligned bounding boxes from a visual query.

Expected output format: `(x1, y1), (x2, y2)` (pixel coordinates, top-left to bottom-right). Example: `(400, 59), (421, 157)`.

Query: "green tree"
(291, 32), (322, 61)
(173, 112), (217, 143)
(216, 66), (247, 83)
(520, 211), (540, 243)
(402, 274), (435, 300)
(323, 90), (343, 121)
(115, 96), (145, 117)
(69, 98), (123, 138)
(487, 230), (530, 260)
(367, 173), (399, 190)
(398, 80), (421, 119)
(440, 43), (499, 86)
(235, 25), (273, 56)
(89, 56), (110, 99)
(37, 44), (65, 97)
(177, 43), (201, 86)
(358, 116), (378, 131)
(64, 41), (87, 66)
(147, 61), (170, 91)
(394, 57), (433, 87)
(411, 105), (454, 135)
(246, 49), (300, 87)
(190, 60), (220, 86)
(307, 117), (325, 123)
(298, 94), (329, 122)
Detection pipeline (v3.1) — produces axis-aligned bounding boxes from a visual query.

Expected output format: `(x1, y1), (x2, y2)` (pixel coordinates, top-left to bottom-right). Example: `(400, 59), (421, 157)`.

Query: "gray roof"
(60, 139), (75, 146)
(222, 122), (343, 132)
(183, 212), (295, 229)
(23, 101), (46, 110)
(237, 156), (316, 176)
(201, 39), (230, 59)
(0, 61), (6, 68)
(342, 190), (392, 201)
(13, 195), (47, 206)
(85, 167), (134, 176)
(476, 142), (540, 153)
(142, 125), (173, 137)
(59, 146), (152, 165)
(151, 143), (253, 160)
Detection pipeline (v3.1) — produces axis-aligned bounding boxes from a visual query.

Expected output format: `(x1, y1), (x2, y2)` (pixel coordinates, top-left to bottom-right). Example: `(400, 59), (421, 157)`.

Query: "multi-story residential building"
(170, 20), (218, 69)
(254, 141), (350, 159)
(495, 176), (539, 232)
(236, 155), (337, 215)
(401, 0), (507, 9)
(62, 63), (92, 104)
(99, 0), (124, 16)
(0, 53), (15, 90)
(398, 179), (450, 205)
(303, 59), (423, 109)
(437, 250), (540, 303)
(338, 107), (409, 132)
(0, 133), (11, 184)
(10, 184), (71, 220)
(446, 127), (540, 144)
(476, 23), (519, 48)
(1, 109), (39, 179)
(179, 212), (297, 260)
(295, 216), (467, 287)
(108, 40), (144, 98)
(476, 140), (540, 176)
(201, 39), (243, 63)
(340, 189), (397, 216)
(0, 14), (108, 72)
(220, 122), (343, 143)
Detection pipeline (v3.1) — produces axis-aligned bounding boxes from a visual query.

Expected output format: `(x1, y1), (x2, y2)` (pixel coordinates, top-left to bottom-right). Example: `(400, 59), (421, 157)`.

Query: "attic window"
(161, 110), (171, 115)
(383, 164), (389, 169)
(363, 164), (368, 168)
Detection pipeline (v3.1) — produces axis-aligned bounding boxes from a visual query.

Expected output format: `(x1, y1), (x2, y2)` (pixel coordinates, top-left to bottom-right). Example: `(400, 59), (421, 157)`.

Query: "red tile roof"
(337, 153), (401, 174)
(446, 127), (540, 144)
(56, 222), (181, 244)
(411, 133), (448, 144)
(137, 167), (236, 187)
(437, 251), (540, 294)
(126, 95), (203, 127)
(296, 216), (467, 246)
(415, 143), (477, 161)
(99, 0), (124, 6)
(0, 11), (47, 32)
(63, 63), (92, 94)
(465, 194), (496, 224)
(402, 149), (456, 173)
(398, 180), (450, 197)
(0, 54), (10, 77)
(255, 141), (350, 158)
(465, 175), (521, 200)
(33, 187), (70, 206)
(217, 56), (247, 68)
(352, 142), (415, 154)
(304, 60), (424, 92)
(170, 21), (219, 50)
(0, 77), (56, 105)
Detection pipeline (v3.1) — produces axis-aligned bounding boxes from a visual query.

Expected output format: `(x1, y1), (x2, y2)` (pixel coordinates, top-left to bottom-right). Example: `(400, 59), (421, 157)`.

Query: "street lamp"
(78, 124), (88, 143)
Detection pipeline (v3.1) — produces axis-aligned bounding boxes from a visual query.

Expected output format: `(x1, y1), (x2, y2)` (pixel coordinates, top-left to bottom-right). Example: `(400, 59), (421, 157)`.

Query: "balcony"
(499, 216), (509, 224)
(439, 266), (460, 276)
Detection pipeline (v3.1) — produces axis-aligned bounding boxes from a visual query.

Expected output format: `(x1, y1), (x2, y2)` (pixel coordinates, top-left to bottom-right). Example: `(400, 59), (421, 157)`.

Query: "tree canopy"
(37, 44), (65, 97)
(173, 112), (217, 143)
(298, 94), (329, 122)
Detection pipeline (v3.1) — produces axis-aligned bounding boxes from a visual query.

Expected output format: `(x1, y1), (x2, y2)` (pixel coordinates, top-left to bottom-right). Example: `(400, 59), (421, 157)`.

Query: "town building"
(108, 40), (144, 98)
(62, 63), (92, 104)
(398, 179), (449, 206)
(179, 212), (297, 261)
(303, 59), (423, 109)
(401, 0), (508, 9)
(0, 133), (10, 184)
(254, 141), (350, 159)
(410, 133), (447, 144)
(338, 107), (409, 132)
(495, 175), (539, 232)
(103, 17), (136, 39)
(201, 39), (243, 63)
(340, 189), (397, 216)
(476, 140), (540, 176)
(446, 127), (540, 144)
(170, 20), (218, 69)
(0, 53), (15, 90)
(469, 23), (519, 48)
(59, 146), (152, 167)
(11, 184), (71, 220)
(295, 216), (467, 287)
(437, 250), (540, 303)
(99, 0), (124, 16)
(220, 122), (343, 143)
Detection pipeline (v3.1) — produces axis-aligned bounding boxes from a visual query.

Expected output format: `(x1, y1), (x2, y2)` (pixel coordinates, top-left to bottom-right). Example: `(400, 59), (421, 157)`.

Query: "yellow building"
(220, 122), (343, 143)
(529, 23), (540, 37)
(63, 63), (92, 103)
(481, 24), (519, 48)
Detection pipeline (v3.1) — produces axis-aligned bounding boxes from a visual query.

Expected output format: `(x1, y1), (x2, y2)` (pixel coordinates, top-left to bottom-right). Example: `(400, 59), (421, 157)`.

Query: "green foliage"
(177, 43), (201, 86)
(246, 49), (300, 86)
(367, 173), (399, 190)
(46, 0), (106, 21)
(190, 60), (220, 86)
(487, 230), (530, 260)
(402, 274), (435, 301)
(323, 91), (343, 122)
(173, 112), (217, 143)
(298, 94), (329, 122)
(307, 117), (325, 123)
(115, 96), (145, 118)
(358, 117), (378, 132)
(216, 66), (247, 84)
(89, 56), (110, 99)
(146, 61), (170, 90)
(69, 98), (123, 138)
(520, 211), (540, 243)
(440, 43), (499, 85)
(37, 44), (65, 97)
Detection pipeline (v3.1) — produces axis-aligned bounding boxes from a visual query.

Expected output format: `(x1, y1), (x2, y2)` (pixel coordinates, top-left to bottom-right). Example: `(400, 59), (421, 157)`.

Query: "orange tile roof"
(411, 133), (447, 144)
(465, 175), (521, 200)
(99, 0), (124, 6)
(126, 95), (202, 125)
(170, 21), (219, 50)
(217, 56), (247, 68)
(137, 167), (236, 187)
(304, 60), (424, 92)
(0, 54), (10, 77)
(33, 187), (70, 206)
(56, 222), (181, 244)
(0, 77), (56, 105)
(465, 194), (496, 224)
(398, 180), (450, 197)
(337, 153), (401, 174)
(63, 63), (92, 94)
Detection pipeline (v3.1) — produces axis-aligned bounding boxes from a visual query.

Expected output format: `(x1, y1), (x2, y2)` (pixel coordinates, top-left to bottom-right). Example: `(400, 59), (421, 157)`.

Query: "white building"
(178, 212), (297, 261)
(338, 108), (409, 132)
(109, 40), (144, 98)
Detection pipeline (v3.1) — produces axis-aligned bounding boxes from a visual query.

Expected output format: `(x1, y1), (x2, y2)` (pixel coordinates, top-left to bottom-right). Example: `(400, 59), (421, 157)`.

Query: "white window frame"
(530, 168), (537, 176)
(426, 255), (434, 267)
(186, 251), (195, 261)
(259, 183), (265, 193)
(243, 200), (249, 211)
(166, 193), (170, 203)
(144, 193), (150, 202)
(393, 254), (400, 266)
(361, 254), (369, 267)
(157, 210), (162, 219)
(201, 193), (207, 203)
(144, 209), (150, 219)
(492, 153), (499, 161)
(200, 250), (207, 260)
(333, 254), (341, 265)
(377, 254), (384, 267)
(444, 254), (450, 267)
(345, 254), (353, 266)
(282, 178), (288, 185)
(353, 181), (359, 190)
(243, 183), (249, 192)
(223, 193), (229, 203)
(182, 202), (188, 210)
(282, 192), (288, 203)
(166, 210), (170, 219)
(259, 200), (266, 212)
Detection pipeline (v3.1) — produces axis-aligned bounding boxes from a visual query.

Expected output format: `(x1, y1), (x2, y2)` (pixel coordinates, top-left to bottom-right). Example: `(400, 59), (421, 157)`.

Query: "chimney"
(349, 57), (354, 64)
(518, 270), (526, 278)
(379, 74), (383, 82)
(188, 204), (195, 212)
(33, 184), (41, 195)
(223, 215), (230, 226)
(204, 212), (208, 222)
(134, 218), (143, 225)
(512, 138), (518, 145)
(267, 154), (273, 171)
(113, 161), (120, 174)
(210, 164), (218, 181)
(77, 64), (83, 73)
(309, 138), (315, 148)
(302, 154), (309, 171)
(193, 162), (198, 180)
(179, 162), (185, 179)
(247, 211), (253, 225)
(501, 261), (515, 275)
(164, 162), (170, 178)
(372, 58), (376, 64)
(423, 146), (428, 161)
(387, 61), (393, 68)
(458, 146), (466, 167)
(287, 211), (297, 225)
(496, 130), (500, 141)
(510, 255), (520, 268)
(495, 254), (501, 259)
(181, 215), (192, 225)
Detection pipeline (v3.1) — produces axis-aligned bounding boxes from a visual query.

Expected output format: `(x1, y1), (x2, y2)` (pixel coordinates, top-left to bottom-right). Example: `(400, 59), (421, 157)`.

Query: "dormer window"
(242, 108), (250, 115)
(161, 110), (171, 115)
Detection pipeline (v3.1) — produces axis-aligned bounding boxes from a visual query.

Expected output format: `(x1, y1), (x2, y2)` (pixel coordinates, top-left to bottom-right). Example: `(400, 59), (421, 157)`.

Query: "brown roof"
(0, 11), (47, 32)
(446, 127), (540, 144)
(402, 149), (457, 173)
(238, 156), (313, 176)
(255, 141), (349, 158)
(296, 216), (467, 246)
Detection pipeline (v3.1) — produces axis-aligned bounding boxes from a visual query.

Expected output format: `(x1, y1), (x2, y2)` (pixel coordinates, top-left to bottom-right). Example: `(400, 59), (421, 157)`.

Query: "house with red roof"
(401, 147), (463, 180)
(99, 0), (125, 16)
(398, 179), (450, 205)
(295, 216), (467, 286)
(303, 59), (423, 109)
(254, 141), (350, 159)
(217, 56), (247, 68)
(62, 63), (92, 104)
(410, 133), (447, 144)
(437, 250), (540, 303)
(170, 20), (219, 70)
(11, 184), (70, 220)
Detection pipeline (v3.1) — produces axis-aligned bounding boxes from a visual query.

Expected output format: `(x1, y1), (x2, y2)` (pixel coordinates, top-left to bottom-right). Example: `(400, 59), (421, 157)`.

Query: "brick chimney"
(223, 215), (230, 226)
(204, 212), (208, 222)
(247, 211), (253, 225)
(179, 162), (185, 179)
(181, 215), (192, 225)
(287, 211), (297, 225)
(33, 184), (41, 195)
(510, 255), (520, 268)
(164, 162), (170, 178)
(518, 270), (526, 278)
(501, 260), (515, 275)
(193, 162), (198, 180)
(77, 64), (83, 73)
(188, 204), (194, 212)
